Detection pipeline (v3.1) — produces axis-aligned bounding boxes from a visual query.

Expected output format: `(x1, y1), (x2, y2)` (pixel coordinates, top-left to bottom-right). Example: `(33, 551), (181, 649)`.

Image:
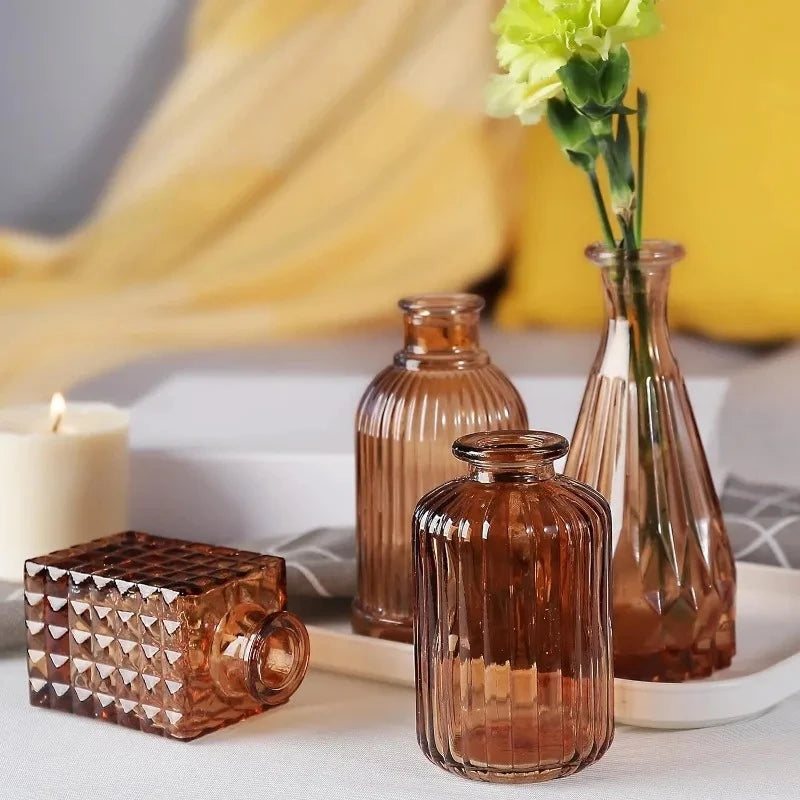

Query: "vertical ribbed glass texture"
(414, 432), (614, 783)
(353, 295), (527, 643)
(565, 242), (736, 682)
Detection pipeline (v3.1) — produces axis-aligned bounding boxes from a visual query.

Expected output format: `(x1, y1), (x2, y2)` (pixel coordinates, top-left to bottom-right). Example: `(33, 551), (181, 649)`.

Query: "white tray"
(306, 562), (800, 730)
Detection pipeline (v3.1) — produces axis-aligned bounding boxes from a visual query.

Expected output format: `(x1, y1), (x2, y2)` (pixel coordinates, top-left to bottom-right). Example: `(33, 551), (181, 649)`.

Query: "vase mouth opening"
(453, 430), (569, 467)
(399, 293), (485, 317)
(585, 240), (685, 269)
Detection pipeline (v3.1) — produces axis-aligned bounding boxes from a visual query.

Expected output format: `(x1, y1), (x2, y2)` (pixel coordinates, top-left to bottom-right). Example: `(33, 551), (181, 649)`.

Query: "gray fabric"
(723, 477), (800, 568)
(248, 527), (356, 600)
(4, 475), (800, 652)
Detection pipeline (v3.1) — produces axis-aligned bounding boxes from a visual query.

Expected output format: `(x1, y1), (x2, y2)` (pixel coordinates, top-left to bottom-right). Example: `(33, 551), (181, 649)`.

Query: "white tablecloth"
(0, 657), (796, 800)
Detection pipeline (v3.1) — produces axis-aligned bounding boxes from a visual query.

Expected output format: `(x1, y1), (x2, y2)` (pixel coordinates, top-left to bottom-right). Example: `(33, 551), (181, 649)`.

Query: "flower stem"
(588, 170), (617, 248)
(635, 90), (648, 247)
(617, 215), (638, 255)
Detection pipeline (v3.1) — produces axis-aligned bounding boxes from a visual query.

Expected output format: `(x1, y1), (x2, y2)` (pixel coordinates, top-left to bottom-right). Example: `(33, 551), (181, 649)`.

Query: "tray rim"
(306, 561), (800, 729)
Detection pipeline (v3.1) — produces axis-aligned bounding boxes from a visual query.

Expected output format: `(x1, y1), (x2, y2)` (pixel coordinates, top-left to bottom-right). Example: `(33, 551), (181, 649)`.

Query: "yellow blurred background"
(0, 0), (797, 402)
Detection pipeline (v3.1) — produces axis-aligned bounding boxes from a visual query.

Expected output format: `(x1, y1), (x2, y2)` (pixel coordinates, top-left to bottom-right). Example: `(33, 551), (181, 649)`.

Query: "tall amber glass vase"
(353, 294), (527, 643)
(565, 241), (736, 682)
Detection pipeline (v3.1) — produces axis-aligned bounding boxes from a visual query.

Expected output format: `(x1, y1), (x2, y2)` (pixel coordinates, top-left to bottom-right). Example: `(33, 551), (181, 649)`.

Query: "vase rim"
(585, 239), (685, 268)
(399, 293), (484, 316)
(453, 430), (569, 467)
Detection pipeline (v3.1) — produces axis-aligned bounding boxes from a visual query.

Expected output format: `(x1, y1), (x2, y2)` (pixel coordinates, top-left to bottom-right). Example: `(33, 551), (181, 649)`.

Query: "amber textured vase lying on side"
(353, 295), (527, 643)
(414, 432), (614, 783)
(25, 532), (310, 739)
(565, 242), (736, 682)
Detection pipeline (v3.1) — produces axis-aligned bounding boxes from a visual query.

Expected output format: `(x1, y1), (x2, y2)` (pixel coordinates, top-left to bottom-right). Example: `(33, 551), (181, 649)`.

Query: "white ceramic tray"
(306, 562), (800, 730)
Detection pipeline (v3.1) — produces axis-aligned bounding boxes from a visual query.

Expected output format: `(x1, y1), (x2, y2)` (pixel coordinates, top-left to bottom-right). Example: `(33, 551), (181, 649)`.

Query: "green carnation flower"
(487, 0), (660, 125)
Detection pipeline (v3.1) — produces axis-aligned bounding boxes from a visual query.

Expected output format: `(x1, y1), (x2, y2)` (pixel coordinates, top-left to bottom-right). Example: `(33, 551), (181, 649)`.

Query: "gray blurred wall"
(0, 0), (193, 234)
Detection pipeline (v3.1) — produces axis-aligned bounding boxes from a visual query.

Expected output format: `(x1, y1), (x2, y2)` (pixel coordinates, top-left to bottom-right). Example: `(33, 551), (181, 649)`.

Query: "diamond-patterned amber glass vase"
(565, 241), (736, 682)
(414, 432), (614, 783)
(25, 532), (310, 739)
(353, 294), (527, 643)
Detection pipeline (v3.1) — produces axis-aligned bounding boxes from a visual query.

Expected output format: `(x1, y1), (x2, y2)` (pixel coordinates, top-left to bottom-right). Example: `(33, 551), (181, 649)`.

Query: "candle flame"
(50, 392), (66, 433)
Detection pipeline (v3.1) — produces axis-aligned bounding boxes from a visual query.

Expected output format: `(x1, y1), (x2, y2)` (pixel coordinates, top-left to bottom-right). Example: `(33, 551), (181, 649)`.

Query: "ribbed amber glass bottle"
(353, 295), (527, 643)
(414, 432), (614, 783)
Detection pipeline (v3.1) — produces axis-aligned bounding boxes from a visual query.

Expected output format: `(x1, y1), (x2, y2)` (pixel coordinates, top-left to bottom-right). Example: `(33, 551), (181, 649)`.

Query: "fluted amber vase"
(353, 294), (527, 643)
(565, 241), (736, 682)
(414, 432), (614, 783)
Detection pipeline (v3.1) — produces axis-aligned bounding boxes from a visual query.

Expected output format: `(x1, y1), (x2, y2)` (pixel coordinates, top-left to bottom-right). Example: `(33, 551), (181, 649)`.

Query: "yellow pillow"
(498, 1), (800, 342)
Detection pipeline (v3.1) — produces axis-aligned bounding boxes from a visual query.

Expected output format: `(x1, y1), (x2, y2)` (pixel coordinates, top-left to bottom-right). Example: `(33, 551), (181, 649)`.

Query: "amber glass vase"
(353, 294), (527, 643)
(565, 241), (736, 682)
(414, 432), (614, 783)
(25, 532), (310, 739)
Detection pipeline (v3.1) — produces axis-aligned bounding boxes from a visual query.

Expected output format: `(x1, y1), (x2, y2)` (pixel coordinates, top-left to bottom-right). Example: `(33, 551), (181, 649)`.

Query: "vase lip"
(453, 430), (569, 466)
(585, 239), (685, 268)
(399, 293), (485, 316)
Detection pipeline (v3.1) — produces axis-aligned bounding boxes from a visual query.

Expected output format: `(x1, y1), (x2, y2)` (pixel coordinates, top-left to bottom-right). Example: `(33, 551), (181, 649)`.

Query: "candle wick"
(50, 392), (66, 434)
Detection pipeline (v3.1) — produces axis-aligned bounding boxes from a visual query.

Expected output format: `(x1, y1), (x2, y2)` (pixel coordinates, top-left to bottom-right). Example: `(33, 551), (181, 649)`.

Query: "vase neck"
(470, 464), (556, 483)
(588, 242), (684, 371)
(395, 294), (489, 369)
(210, 604), (309, 707)
(454, 431), (567, 484)
(601, 264), (670, 330)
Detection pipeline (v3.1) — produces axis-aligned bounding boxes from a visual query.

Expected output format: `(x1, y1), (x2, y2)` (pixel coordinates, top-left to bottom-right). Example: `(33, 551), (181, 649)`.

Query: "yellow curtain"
(0, 0), (516, 402)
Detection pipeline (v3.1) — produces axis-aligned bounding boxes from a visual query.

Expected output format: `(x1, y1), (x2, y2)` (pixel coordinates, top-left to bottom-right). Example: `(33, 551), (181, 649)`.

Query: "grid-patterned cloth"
(2, 476), (798, 651)
(722, 477), (800, 568)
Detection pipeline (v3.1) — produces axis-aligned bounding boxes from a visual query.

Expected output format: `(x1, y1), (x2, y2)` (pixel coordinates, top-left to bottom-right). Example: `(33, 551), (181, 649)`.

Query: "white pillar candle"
(0, 395), (129, 582)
